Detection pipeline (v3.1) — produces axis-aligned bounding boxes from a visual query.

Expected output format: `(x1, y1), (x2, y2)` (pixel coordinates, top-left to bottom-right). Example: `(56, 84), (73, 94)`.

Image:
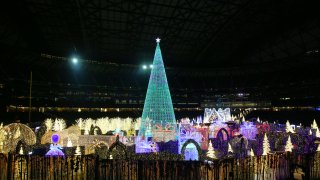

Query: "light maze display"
(0, 40), (320, 179)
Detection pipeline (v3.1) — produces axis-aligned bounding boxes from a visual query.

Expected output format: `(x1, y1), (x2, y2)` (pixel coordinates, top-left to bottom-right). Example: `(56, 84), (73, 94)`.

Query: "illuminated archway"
(107, 136), (127, 159)
(216, 128), (229, 149)
(181, 139), (202, 161)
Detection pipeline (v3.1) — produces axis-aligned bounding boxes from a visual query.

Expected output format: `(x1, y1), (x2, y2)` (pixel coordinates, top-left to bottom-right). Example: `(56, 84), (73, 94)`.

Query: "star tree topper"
(156, 37), (161, 43)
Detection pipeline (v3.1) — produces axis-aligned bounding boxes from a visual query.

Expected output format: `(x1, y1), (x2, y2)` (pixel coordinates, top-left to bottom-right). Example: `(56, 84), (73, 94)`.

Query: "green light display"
(138, 39), (177, 141)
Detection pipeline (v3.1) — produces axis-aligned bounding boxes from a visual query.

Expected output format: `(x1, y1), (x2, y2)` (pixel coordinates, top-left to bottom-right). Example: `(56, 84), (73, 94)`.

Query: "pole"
(28, 71), (32, 123)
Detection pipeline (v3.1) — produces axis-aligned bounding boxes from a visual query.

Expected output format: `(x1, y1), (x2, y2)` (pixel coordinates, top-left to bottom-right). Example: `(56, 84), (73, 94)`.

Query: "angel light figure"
(45, 134), (64, 156)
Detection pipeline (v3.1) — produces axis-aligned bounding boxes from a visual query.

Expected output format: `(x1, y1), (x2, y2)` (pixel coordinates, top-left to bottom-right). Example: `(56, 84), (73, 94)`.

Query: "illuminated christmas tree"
(262, 133), (270, 155)
(138, 38), (177, 141)
(285, 135), (293, 152)
(285, 120), (295, 133)
(207, 141), (216, 159)
(250, 148), (255, 157)
(53, 118), (66, 131)
(311, 119), (318, 129)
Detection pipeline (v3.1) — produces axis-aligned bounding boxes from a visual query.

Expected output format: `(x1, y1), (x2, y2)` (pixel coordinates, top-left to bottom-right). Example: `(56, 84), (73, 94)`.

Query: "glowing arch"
(90, 126), (102, 135)
(107, 136), (127, 159)
(181, 139), (202, 160)
(216, 128), (230, 150)
(217, 128), (230, 140)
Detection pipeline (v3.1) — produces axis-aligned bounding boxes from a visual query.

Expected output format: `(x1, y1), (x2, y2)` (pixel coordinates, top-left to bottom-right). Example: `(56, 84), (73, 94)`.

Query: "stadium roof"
(0, 0), (319, 91)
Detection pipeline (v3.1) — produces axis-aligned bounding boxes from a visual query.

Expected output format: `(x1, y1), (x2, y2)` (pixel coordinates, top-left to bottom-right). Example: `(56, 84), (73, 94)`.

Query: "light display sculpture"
(262, 133), (270, 155)
(197, 126), (209, 150)
(311, 119), (318, 129)
(240, 121), (258, 140)
(257, 122), (271, 134)
(184, 143), (199, 160)
(45, 134), (64, 156)
(207, 141), (216, 159)
(0, 123), (36, 154)
(285, 120), (295, 133)
(204, 108), (231, 123)
(138, 38), (177, 142)
(285, 135), (293, 152)
(178, 119), (202, 153)
(209, 119), (229, 139)
(250, 148), (255, 157)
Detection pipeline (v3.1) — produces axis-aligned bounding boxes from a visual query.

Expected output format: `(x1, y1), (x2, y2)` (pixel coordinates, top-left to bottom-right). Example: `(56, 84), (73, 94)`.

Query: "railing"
(0, 153), (319, 179)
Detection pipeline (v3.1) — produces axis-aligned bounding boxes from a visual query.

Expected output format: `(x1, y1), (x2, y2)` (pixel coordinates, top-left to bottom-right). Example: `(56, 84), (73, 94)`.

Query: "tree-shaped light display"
(285, 120), (295, 133)
(44, 118), (53, 132)
(262, 133), (270, 155)
(250, 148), (255, 157)
(138, 38), (176, 141)
(228, 143), (233, 153)
(311, 119), (318, 129)
(53, 119), (59, 131)
(83, 118), (95, 135)
(53, 118), (66, 132)
(76, 118), (84, 130)
(207, 141), (216, 159)
(285, 135), (293, 152)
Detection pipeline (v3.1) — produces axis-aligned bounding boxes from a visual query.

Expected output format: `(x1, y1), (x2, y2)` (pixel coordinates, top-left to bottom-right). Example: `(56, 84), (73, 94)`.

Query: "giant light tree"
(138, 38), (177, 143)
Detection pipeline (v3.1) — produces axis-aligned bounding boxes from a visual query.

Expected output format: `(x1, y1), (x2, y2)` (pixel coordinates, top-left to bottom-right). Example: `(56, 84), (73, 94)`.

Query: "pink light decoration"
(257, 122), (271, 134)
(196, 127), (209, 150)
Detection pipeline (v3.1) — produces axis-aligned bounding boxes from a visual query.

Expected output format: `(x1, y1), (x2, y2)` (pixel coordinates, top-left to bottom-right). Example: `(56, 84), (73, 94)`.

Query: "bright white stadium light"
(72, 58), (78, 64)
(149, 64), (153, 68)
(142, 65), (147, 69)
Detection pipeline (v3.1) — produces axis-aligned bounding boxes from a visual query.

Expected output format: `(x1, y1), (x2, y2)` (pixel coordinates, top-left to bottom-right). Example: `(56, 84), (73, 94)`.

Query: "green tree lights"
(138, 38), (177, 142)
